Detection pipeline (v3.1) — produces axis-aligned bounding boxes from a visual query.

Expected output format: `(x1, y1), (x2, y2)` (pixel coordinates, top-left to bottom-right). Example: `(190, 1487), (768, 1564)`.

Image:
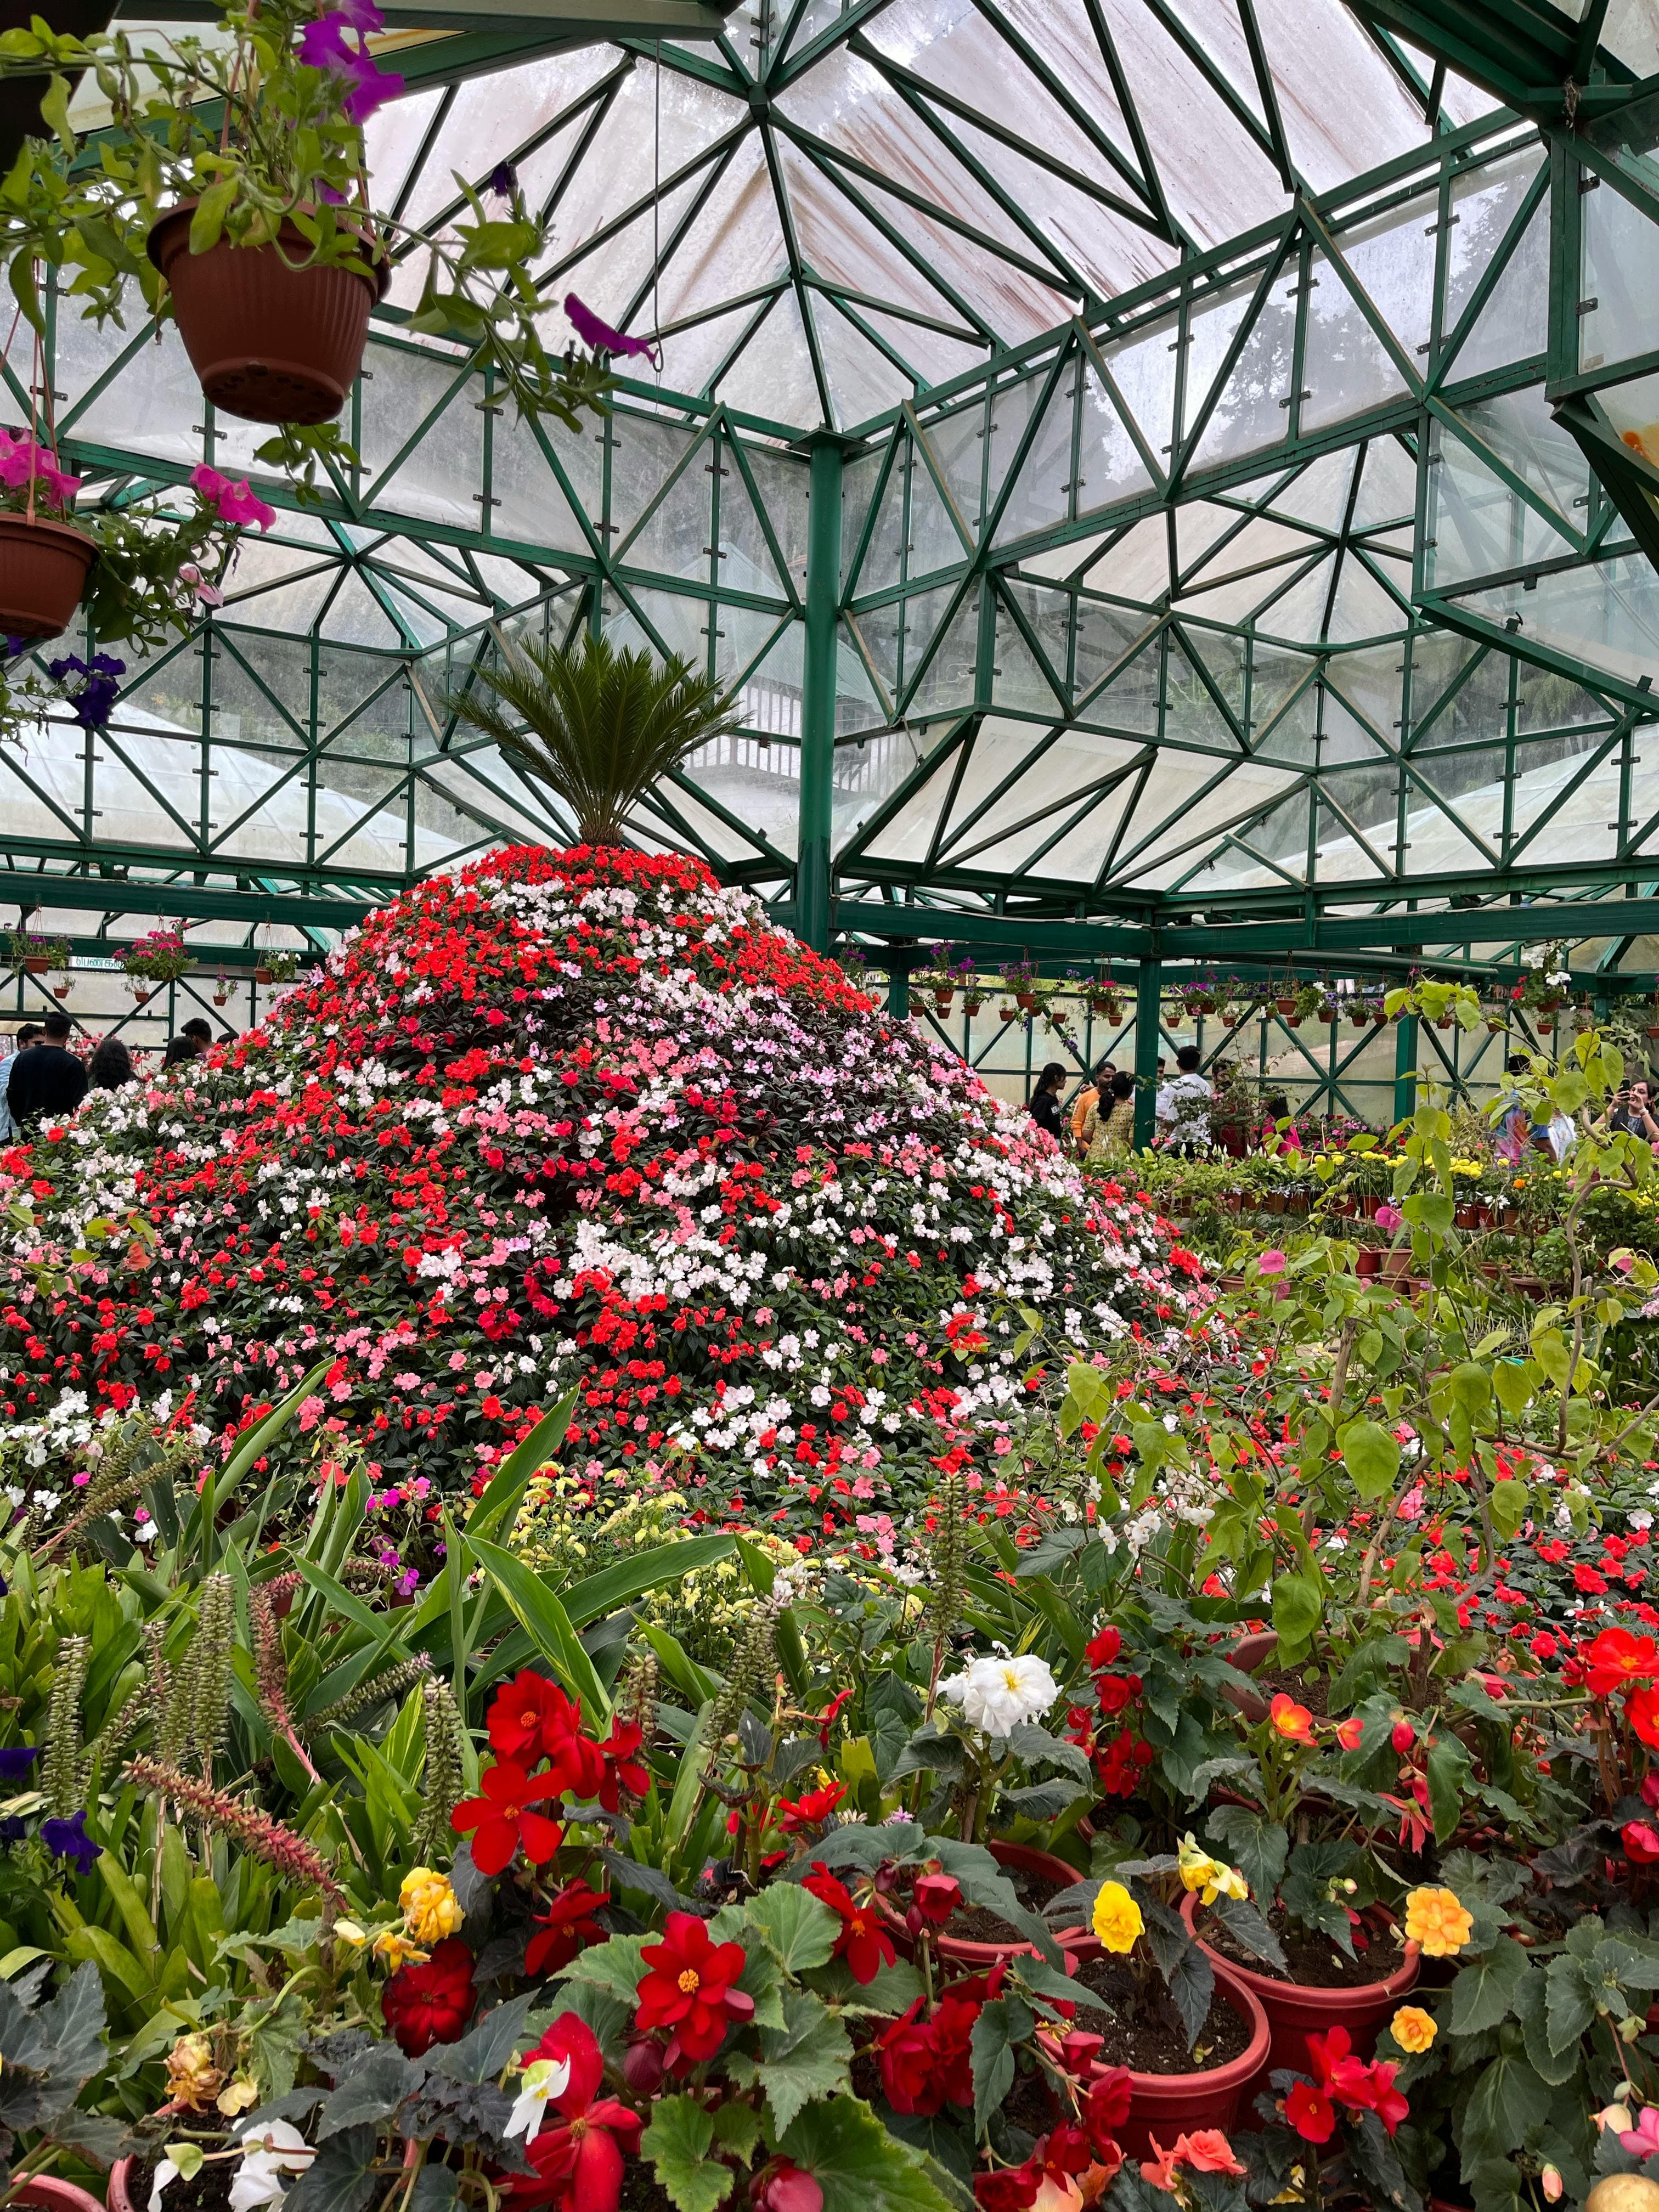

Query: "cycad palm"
(445, 630), (742, 848)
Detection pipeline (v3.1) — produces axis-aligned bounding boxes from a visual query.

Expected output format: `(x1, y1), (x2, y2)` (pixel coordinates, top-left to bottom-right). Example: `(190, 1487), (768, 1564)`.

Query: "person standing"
(7, 1011), (87, 1133)
(1070, 1059), (1115, 1153)
(1028, 1062), (1068, 1140)
(181, 1017), (213, 1056)
(1154, 1044), (1212, 1155)
(87, 1037), (136, 1091)
(1084, 1070), (1137, 1162)
(0, 1023), (40, 1143)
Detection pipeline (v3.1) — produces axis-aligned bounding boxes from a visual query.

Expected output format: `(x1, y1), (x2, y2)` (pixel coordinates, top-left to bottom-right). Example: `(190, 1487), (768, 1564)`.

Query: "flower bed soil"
(134, 2159), (236, 2212)
(946, 1861), (1065, 1946)
(1062, 1955), (1252, 2074)
(1200, 1905), (1397, 1990)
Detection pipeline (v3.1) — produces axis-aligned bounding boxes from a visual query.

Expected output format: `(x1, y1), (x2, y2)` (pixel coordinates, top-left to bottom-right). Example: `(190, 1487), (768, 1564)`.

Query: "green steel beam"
(0, 874), (377, 929)
(797, 436), (845, 952)
(1133, 958), (1161, 1148)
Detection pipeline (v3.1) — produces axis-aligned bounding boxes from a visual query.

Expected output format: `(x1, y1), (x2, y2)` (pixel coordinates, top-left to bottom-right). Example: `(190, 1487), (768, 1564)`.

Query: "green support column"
(1393, 1011), (1418, 1127)
(798, 435), (844, 955)
(1133, 956), (1162, 1151)
(887, 949), (911, 1021)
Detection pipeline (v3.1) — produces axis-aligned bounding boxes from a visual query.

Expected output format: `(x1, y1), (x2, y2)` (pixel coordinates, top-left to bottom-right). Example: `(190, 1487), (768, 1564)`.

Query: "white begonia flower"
(938, 1653), (1058, 1739)
(148, 2161), (181, 2212)
(229, 2120), (317, 2212)
(504, 2053), (573, 2145)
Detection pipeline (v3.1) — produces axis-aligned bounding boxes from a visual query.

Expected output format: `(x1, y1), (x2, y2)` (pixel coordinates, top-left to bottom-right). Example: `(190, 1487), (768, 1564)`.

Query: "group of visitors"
(0, 1014), (230, 1139)
(1028, 1043), (1217, 1162)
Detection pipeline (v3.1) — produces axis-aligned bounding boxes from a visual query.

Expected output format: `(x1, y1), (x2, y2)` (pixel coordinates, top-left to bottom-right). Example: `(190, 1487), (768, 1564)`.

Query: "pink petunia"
(190, 464), (276, 532)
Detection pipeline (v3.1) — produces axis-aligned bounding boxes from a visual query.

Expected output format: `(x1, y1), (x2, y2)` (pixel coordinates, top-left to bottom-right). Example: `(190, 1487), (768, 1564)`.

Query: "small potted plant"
(5, 927), (70, 975)
(1001, 957), (1039, 1011)
(121, 926), (193, 1000)
(1088, 970), (1124, 1025)
(255, 947), (300, 986)
(0, 0), (612, 482)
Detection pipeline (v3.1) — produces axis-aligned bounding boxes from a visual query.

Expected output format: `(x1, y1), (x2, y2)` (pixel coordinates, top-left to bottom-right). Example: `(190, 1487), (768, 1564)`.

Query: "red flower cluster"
(1066, 1626), (1153, 1798)
(453, 1672), (628, 1877)
(972, 2095), (1126, 2209)
(1284, 2027), (1408, 2142)
(804, 1865), (898, 1983)
(1582, 1627), (1659, 1746)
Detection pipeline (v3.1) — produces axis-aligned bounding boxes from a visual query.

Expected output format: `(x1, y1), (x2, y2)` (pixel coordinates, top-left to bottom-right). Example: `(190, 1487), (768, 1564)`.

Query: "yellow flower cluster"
(1403, 1886), (1473, 1957)
(401, 1866), (464, 1945)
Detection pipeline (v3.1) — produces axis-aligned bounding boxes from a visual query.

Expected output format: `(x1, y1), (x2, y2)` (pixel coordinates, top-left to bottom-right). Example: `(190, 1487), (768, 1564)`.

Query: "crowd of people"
(1028, 1043), (1227, 1162)
(0, 1013), (233, 1139)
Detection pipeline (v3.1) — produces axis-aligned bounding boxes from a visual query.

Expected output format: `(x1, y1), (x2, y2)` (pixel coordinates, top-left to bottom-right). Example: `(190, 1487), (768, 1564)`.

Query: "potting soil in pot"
(946, 1860), (1065, 1946)
(1062, 1956), (1252, 2073)
(131, 2163), (236, 2212)
(1201, 1904), (1396, 1989)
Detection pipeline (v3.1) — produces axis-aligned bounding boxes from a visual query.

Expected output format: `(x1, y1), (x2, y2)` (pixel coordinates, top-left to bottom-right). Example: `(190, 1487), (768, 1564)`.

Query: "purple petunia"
(0, 1746), (38, 1782)
(297, 2), (403, 124)
(565, 292), (661, 366)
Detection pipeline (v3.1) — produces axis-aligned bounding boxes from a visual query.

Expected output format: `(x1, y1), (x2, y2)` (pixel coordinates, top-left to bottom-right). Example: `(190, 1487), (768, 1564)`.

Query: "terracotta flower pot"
(1220, 1630), (1277, 1724)
(1042, 1964), (1270, 2159)
(23, 956), (50, 973)
(1015, 992), (1037, 1011)
(884, 1839), (1096, 1969)
(1356, 1248), (1383, 1279)
(933, 991), (953, 1012)
(149, 204), (389, 426)
(0, 511), (97, 639)
(1180, 1892), (1419, 2082)
(53, 984), (70, 1000)
(256, 967), (275, 985)
(23, 2175), (110, 2212)
(1276, 998), (1296, 1015)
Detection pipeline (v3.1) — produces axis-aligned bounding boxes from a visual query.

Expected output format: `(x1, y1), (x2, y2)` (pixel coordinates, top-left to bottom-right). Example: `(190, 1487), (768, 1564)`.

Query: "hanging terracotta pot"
(1015, 991), (1037, 1011)
(1276, 997), (1296, 1015)
(0, 511), (96, 639)
(53, 983), (70, 1000)
(933, 990), (953, 1012)
(148, 206), (390, 426)
(256, 966), (275, 985)
(22, 956), (49, 974)
(213, 990), (229, 1007)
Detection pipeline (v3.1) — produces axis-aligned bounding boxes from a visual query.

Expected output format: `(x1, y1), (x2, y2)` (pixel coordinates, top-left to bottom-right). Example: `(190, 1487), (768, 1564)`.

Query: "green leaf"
(1493, 1361), (1534, 1417)
(1489, 1480), (1527, 1543)
(1510, 1967), (1581, 2089)
(1204, 1806), (1288, 1903)
(1463, 2050), (1547, 2162)
(187, 175), (238, 257)
(775, 2096), (958, 2212)
(1543, 1954), (1596, 2057)
(562, 1534), (738, 1631)
(1426, 1733), (1472, 1845)
(467, 1385), (578, 1539)
(641, 2095), (736, 2212)
(726, 1990), (852, 2135)
(746, 1885), (840, 1976)
(1449, 1936), (1530, 2036)
(469, 1536), (610, 1725)
(557, 1934), (649, 2006)
(969, 1997), (1021, 2138)
(37, 70), (73, 153)
(1271, 1571), (1322, 1651)
(1338, 1418), (1401, 1502)
(286, 2128), (380, 2212)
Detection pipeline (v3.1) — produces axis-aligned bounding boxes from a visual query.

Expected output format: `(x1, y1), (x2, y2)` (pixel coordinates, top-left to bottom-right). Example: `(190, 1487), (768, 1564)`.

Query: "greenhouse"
(7, 12), (1659, 2212)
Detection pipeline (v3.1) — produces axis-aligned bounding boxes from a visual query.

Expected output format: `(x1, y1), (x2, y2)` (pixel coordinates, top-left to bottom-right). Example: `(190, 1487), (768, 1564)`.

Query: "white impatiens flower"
(939, 1653), (1058, 1738)
(504, 2053), (573, 2145)
(229, 2120), (317, 2211)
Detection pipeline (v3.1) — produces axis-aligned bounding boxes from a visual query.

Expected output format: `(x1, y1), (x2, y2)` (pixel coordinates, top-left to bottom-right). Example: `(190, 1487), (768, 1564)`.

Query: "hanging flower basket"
(962, 994), (985, 1016)
(933, 989), (954, 1012)
(256, 966), (275, 985)
(149, 206), (392, 427)
(1014, 991), (1036, 1011)
(0, 511), (96, 639)
(214, 989), (229, 1007)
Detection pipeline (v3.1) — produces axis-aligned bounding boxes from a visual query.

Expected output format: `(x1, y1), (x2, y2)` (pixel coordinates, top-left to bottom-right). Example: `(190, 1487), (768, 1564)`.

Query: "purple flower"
(41, 1811), (99, 1872)
(297, 10), (403, 123)
(488, 161), (517, 199)
(0, 1818), (24, 1844)
(48, 652), (125, 729)
(565, 292), (661, 365)
(0, 1746), (38, 1782)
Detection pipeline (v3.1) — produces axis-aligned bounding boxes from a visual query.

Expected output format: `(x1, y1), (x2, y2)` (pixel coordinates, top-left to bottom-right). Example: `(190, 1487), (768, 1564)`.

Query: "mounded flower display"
(0, 842), (1193, 1531)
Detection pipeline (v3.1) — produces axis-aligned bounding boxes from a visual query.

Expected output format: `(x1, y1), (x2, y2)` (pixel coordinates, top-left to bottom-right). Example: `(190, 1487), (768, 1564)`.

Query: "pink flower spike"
(1257, 1249), (1287, 1277)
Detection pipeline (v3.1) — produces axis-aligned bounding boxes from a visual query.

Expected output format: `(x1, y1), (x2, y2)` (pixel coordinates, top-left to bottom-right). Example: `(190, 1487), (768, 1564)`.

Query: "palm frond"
(441, 631), (744, 847)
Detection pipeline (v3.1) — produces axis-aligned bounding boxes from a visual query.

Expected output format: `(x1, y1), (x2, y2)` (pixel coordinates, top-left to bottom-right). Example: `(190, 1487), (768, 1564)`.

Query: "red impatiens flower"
(777, 1782), (847, 1832)
(803, 1864), (897, 1983)
(526, 1880), (612, 1976)
(1584, 1626), (1659, 1697)
(506, 2012), (642, 2212)
(634, 1911), (754, 2063)
(452, 1759), (565, 1877)
(382, 1936), (476, 2056)
(1285, 2081), (1335, 2144)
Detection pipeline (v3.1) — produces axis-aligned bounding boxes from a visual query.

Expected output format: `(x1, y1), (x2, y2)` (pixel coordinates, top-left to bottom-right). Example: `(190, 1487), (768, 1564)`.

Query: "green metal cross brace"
(1133, 955), (1162, 1150)
(797, 433), (845, 954)
(1393, 1008), (1419, 1128)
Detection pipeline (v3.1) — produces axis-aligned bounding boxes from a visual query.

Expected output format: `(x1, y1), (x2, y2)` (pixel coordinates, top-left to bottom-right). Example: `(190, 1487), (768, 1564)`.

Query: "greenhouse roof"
(15, 0), (1659, 977)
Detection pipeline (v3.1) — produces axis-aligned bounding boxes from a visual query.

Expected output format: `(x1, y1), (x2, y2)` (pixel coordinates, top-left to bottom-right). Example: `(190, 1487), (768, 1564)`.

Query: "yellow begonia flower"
(374, 1930), (428, 1971)
(400, 1866), (464, 1945)
(1092, 1880), (1145, 1955)
(1176, 1833), (1249, 1905)
(1402, 1886), (1473, 1958)
(1389, 2005), (1437, 2054)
